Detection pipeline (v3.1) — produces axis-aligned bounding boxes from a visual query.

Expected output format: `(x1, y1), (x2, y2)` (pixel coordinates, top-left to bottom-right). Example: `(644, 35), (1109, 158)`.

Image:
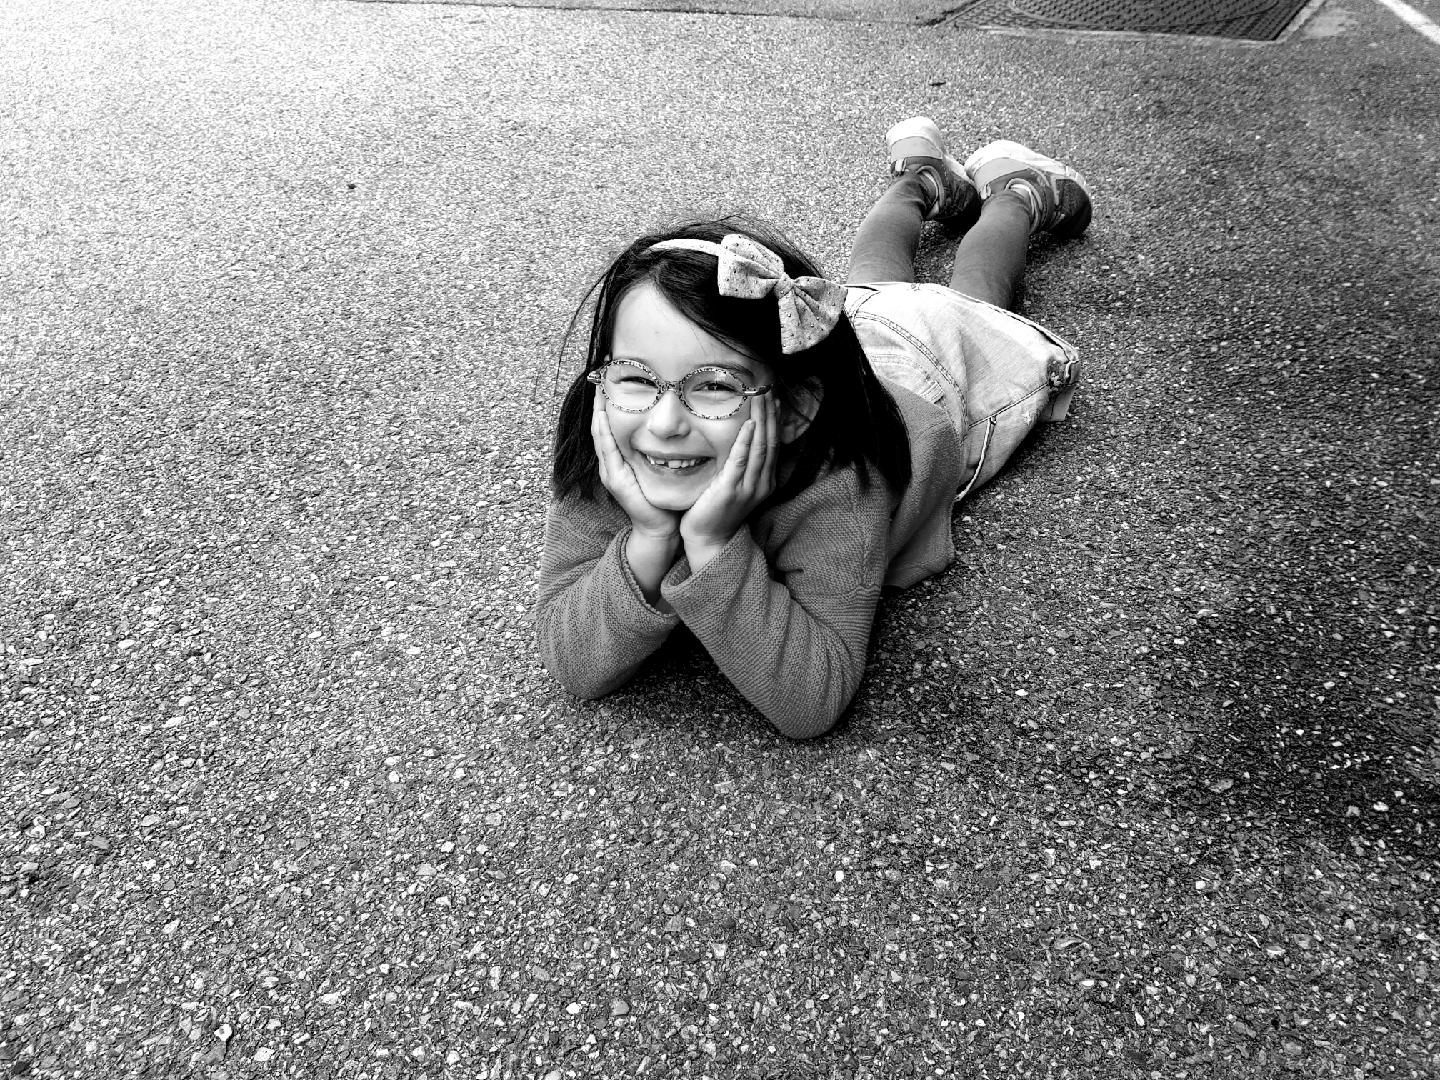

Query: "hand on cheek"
(590, 390), (683, 606)
(680, 393), (778, 571)
(590, 390), (680, 541)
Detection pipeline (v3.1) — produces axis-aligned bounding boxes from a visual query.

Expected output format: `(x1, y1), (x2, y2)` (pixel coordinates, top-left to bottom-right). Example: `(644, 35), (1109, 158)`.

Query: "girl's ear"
(777, 379), (822, 445)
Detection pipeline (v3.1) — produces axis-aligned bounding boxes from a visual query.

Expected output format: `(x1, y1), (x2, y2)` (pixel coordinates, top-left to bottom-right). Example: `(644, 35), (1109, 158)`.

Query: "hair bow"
(649, 233), (845, 354)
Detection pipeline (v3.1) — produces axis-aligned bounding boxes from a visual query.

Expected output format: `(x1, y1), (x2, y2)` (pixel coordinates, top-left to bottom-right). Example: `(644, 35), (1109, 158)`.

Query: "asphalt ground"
(2, 0), (1437, 1076)
(358, 0), (951, 19)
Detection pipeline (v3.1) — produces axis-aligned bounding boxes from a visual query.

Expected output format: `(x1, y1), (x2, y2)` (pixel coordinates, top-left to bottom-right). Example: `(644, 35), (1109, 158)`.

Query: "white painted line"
(1372, 0), (1440, 46)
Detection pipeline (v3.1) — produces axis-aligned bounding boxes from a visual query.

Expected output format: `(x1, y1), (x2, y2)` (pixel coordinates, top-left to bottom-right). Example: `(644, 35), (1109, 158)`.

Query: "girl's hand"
(680, 393), (777, 571)
(591, 390), (681, 540)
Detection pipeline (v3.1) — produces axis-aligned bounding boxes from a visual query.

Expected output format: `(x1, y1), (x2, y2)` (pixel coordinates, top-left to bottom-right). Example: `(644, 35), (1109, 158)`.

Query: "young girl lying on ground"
(536, 116), (1091, 739)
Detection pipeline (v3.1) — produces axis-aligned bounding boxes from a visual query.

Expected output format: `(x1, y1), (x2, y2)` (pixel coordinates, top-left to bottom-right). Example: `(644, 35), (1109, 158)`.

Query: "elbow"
(542, 659), (627, 702)
(534, 621), (598, 701)
(537, 643), (624, 702)
(567, 682), (616, 702)
(771, 714), (841, 741)
(765, 689), (854, 742)
(762, 651), (864, 741)
(534, 627), (629, 701)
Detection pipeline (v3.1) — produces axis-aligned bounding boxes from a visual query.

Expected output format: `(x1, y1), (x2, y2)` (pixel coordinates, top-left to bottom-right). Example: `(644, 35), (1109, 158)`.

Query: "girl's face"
(603, 282), (775, 512)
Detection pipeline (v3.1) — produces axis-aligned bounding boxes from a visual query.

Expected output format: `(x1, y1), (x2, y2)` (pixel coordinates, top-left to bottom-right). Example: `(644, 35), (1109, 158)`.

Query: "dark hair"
(551, 214), (912, 508)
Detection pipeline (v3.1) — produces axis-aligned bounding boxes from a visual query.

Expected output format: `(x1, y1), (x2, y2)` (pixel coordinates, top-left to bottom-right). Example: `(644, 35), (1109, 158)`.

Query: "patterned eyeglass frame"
(587, 360), (772, 420)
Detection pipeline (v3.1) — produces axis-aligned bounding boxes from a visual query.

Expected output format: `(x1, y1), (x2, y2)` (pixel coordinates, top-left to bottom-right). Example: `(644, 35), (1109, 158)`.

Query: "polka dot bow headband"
(649, 234), (846, 354)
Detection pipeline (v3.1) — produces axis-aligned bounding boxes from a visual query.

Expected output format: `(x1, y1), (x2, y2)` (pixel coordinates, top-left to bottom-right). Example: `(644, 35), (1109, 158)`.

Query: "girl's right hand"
(591, 390), (681, 540)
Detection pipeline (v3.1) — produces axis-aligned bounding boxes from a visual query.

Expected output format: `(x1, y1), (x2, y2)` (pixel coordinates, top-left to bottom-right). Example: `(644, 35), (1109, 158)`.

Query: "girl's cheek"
(604, 406), (637, 441)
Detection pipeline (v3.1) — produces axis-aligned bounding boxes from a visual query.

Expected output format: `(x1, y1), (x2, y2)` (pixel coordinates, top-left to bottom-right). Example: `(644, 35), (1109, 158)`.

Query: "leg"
(850, 116), (984, 284)
(846, 171), (929, 285)
(947, 189), (1031, 312)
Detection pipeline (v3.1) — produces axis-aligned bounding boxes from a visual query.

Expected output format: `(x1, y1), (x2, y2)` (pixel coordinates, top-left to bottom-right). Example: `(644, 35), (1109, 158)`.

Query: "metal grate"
(941, 0), (1315, 40)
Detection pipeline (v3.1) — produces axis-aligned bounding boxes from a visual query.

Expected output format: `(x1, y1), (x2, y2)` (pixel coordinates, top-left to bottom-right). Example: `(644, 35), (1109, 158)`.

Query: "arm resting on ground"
(534, 498), (679, 699)
(662, 471), (891, 739)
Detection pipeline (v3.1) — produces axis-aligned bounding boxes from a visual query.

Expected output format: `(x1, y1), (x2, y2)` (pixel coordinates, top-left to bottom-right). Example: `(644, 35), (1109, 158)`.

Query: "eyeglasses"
(587, 359), (771, 421)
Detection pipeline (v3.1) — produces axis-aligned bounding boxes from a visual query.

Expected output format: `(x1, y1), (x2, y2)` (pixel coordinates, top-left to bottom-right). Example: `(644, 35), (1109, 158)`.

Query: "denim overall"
(845, 282), (1081, 500)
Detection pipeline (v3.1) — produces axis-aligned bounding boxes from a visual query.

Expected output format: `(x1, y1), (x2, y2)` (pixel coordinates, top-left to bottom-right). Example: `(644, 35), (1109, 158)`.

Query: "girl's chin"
(636, 480), (703, 512)
(630, 454), (713, 510)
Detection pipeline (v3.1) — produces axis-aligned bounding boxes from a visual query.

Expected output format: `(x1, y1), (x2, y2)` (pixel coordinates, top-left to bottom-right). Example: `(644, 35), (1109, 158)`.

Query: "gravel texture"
(1, 0), (1437, 1077)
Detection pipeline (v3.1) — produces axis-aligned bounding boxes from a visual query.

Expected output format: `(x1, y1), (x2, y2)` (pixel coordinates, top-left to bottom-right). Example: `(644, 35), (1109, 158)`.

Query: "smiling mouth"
(642, 453), (709, 472)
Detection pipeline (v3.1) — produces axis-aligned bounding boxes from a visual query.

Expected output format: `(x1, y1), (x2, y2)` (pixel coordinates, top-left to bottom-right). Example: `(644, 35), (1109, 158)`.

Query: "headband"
(649, 233), (845, 354)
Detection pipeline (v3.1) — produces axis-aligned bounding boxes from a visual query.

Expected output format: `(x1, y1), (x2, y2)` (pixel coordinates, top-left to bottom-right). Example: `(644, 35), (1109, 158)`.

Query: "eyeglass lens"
(601, 362), (748, 419)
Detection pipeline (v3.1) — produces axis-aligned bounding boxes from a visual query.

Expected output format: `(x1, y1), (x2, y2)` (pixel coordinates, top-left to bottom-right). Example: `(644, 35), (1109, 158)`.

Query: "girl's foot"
(885, 116), (980, 225)
(963, 140), (1092, 239)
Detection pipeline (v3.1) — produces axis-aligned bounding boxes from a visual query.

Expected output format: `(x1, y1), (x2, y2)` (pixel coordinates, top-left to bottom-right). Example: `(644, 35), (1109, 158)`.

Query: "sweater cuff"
(614, 527), (681, 627)
(660, 527), (757, 604)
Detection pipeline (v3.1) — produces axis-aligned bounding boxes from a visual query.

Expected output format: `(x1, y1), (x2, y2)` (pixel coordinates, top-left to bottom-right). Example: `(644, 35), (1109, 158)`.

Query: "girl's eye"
(610, 371), (658, 388)
(688, 372), (745, 393)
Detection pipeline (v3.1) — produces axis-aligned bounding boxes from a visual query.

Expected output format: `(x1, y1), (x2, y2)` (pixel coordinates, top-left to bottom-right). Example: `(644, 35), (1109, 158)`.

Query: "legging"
(847, 170), (1031, 312)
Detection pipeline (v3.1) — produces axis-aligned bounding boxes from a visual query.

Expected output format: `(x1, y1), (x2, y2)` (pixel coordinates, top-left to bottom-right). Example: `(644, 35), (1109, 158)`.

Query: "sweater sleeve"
(660, 471), (892, 740)
(534, 496), (679, 699)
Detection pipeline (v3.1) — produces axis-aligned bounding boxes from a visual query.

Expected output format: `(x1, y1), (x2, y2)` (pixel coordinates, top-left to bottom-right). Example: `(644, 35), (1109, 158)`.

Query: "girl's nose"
(645, 388), (690, 437)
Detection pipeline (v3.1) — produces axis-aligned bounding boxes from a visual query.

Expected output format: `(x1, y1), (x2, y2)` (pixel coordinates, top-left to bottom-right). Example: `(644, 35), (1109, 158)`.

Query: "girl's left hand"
(679, 393), (778, 571)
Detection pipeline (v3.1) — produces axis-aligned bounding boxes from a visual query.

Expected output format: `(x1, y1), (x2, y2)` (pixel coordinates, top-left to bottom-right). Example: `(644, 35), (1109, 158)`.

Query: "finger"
(591, 387), (607, 448)
(735, 403), (762, 493)
(592, 388), (609, 442)
(590, 416), (607, 484)
(723, 418), (756, 486)
(594, 399), (622, 465)
(757, 394), (778, 492)
(590, 391), (607, 461)
(592, 391), (626, 488)
(757, 395), (777, 486)
(742, 395), (774, 492)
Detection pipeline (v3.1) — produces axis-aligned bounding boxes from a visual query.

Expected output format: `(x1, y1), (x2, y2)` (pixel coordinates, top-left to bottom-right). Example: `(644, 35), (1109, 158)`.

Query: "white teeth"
(645, 454), (703, 470)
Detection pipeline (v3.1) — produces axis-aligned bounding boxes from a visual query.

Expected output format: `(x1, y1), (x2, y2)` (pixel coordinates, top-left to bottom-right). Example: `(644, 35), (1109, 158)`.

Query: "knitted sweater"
(534, 385), (967, 739)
